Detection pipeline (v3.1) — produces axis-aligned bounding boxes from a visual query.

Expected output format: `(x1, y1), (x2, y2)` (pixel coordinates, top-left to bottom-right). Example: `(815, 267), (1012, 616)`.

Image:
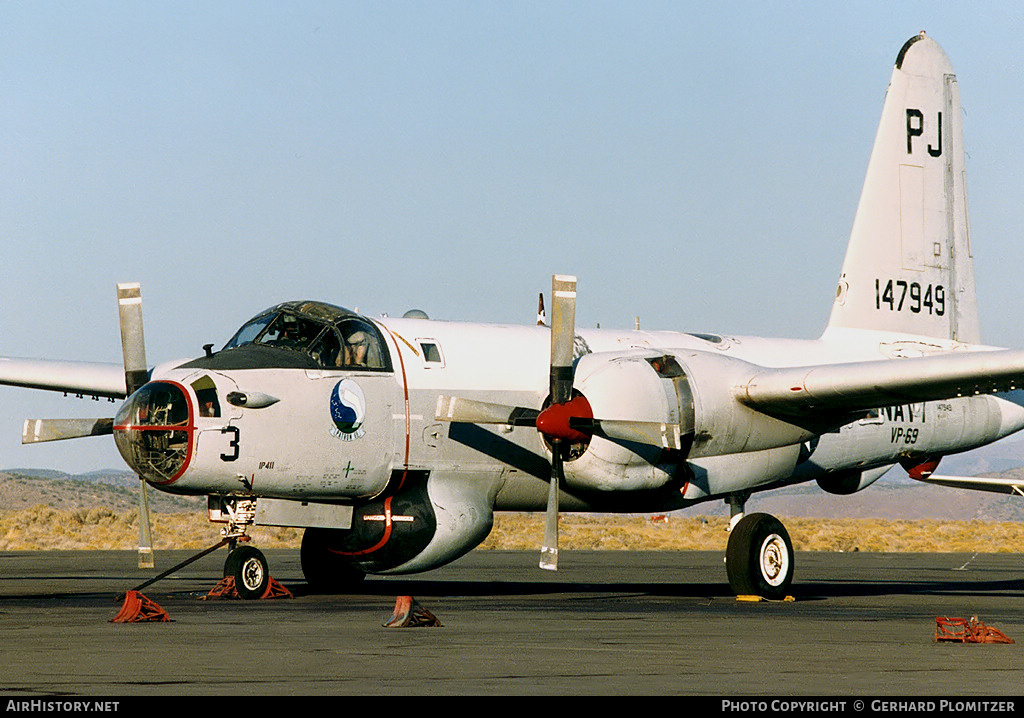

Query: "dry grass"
(0, 505), (301, 551)
(1, 507), (1023, 553)
(480, 514), (1024, 553)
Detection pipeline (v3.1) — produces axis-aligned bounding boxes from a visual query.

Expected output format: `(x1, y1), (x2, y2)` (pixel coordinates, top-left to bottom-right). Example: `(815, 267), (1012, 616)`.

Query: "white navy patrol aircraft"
(2, 33), (1023, 600)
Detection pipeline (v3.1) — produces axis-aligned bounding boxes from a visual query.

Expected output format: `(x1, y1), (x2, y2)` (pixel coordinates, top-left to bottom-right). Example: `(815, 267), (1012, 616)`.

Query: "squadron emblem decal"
(330, 379), (366, 441)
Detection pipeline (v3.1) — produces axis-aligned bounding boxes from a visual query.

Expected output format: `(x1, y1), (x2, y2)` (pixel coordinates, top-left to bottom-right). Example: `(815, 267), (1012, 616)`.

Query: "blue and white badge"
(329, 379), (366, 441)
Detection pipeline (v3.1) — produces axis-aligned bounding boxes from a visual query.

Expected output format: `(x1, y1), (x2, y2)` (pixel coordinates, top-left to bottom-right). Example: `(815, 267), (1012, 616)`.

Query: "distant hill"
(3, 436), (1023, 520)
(929, 438), (1024, 476)
(1, 460), (1022, 522)
(0, 469), (203, 513)
(746, 469), (1024, 522)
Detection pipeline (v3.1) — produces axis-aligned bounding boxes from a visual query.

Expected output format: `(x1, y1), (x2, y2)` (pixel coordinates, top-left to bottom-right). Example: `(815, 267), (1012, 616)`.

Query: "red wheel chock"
(110, 590), (172, 623)
(261, 577), (293, 599)
(201, 577), (238, 600)
(201, 576), (293, 600)
(384, 596), (442, 628)
(936, 616), (1014, 644)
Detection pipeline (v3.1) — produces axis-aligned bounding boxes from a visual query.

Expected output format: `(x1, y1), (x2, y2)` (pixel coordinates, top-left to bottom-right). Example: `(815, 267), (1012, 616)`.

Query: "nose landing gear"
(223, 544), (270, 600)
(213, 497), (285, 600)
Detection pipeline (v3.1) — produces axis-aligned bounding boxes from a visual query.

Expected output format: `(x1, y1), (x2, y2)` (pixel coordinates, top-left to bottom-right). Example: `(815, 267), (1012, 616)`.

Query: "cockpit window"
(306, 323), (388, 369)
(224, 312), (274, 350)
(255, 313), (325, 349)
(336, 318), (389, 370)
(220, 303), (391, 371)
(309, 329), (343, 367)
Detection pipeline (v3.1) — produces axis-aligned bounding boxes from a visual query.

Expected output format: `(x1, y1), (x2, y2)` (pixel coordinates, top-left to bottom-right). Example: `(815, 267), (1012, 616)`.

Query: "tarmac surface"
(0, 548), (1022, 698)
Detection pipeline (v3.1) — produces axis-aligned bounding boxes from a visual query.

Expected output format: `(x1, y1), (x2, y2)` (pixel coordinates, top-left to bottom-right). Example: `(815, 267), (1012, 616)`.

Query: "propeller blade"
(578, 418), (687, 451)
(22, 418), (114, 444)
(540, 441), (562, 571)
(549, 275), (577, 405)
(539, 275), (576, 571)
(137, 478), (154, 569)
(435, 395), (539, 426)
(116, 282), (154, 569)
(117, 282), (148, 396)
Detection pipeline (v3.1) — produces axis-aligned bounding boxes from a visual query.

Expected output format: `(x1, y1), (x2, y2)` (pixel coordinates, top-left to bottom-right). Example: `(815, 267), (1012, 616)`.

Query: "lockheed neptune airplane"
(3, 33), (1024, 600)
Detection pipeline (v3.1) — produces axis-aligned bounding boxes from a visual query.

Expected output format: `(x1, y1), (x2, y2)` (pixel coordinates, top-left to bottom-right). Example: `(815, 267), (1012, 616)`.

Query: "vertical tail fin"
(827, 33), (979, 344)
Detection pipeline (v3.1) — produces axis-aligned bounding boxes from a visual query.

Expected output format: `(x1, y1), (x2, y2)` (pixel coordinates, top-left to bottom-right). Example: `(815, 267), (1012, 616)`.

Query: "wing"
(0, 357), (127, 399)
(738, 349), (1024, 417)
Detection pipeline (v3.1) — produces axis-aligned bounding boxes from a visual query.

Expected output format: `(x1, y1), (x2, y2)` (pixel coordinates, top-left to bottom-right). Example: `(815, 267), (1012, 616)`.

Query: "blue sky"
(1, 1), (1023, 472)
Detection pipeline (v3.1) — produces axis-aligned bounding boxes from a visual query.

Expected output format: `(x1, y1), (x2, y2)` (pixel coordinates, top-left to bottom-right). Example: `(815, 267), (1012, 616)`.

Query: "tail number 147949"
(875, 279), (945, 315)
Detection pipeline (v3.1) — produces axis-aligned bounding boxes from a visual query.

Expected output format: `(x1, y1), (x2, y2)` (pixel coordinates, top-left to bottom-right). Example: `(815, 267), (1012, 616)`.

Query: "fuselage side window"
(419, 341), (444, 366)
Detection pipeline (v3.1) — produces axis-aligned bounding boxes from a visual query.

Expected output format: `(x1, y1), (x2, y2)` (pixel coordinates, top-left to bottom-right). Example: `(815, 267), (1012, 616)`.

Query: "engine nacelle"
(563, 349), (818, 493)
(815, 465), (893, 495)
(563, 351), (690, 491)
(293, 469), (499, 578)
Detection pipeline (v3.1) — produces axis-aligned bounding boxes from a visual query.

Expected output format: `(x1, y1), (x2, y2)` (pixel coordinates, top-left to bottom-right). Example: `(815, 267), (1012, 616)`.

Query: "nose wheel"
(224, 545), (270, 600)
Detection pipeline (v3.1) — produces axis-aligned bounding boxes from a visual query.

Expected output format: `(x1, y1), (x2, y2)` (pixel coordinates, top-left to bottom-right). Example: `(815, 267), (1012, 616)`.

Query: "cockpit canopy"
(221, 301), (391, 371)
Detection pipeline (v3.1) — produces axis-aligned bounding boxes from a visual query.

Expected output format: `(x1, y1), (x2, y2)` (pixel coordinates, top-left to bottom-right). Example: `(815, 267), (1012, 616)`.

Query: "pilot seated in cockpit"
(343, 330), (370, 367)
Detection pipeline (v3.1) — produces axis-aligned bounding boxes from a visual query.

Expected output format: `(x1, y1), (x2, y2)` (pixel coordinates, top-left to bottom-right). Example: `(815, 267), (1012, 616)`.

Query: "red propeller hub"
(536, 394), (593, 444)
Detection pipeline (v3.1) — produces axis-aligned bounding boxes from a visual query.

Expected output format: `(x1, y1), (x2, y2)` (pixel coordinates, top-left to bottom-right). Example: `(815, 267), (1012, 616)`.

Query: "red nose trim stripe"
(113, 380), (195, 485)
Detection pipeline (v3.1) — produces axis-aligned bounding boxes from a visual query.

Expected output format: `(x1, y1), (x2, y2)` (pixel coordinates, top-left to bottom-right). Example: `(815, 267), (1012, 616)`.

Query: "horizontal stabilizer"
(740, 349), (1024, 416)
(22, 417), (114, 444)
(911, 473), (1024, 497)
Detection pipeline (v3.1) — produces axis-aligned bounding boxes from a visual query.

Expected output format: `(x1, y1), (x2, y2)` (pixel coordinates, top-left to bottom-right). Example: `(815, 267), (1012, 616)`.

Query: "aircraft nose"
(113, 381), (194, 484)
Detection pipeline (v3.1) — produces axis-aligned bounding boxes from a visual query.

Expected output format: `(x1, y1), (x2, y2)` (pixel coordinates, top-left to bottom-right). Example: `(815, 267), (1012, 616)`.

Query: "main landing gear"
(724, 494), (794, 600)
(299, 527), (366, 594)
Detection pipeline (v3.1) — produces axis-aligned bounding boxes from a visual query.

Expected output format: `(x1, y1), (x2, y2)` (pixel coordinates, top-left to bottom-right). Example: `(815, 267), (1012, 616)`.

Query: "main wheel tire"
(726, 513), (794, 599)
(224, 545), (270, 600)
(300, 528), (366, 594)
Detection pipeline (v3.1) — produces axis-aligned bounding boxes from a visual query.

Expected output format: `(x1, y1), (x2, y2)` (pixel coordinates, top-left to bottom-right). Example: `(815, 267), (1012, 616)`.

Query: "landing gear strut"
(127, 496), (277, 600)
(213, 496), (272, 600)
(723, 494), (794, 599)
